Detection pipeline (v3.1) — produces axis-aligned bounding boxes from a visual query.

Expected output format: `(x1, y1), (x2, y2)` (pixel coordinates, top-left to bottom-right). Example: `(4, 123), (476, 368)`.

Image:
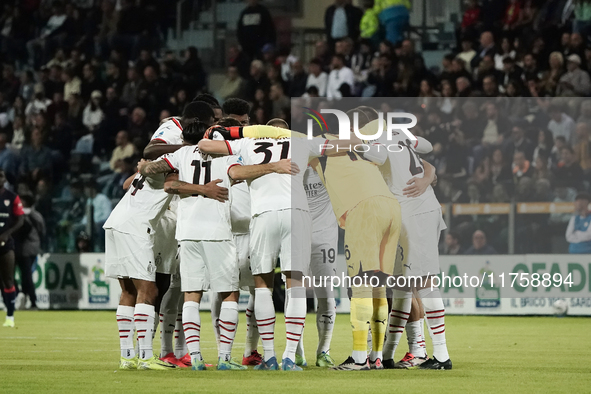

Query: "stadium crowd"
(0, 0), (589, 254)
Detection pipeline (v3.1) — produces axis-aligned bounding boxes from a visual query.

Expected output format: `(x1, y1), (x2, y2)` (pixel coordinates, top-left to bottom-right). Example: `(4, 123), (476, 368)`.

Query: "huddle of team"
(104, 96), (452, 372)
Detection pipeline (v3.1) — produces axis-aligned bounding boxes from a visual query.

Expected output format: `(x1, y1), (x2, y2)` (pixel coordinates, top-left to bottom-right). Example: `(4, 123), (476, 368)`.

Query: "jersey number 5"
(253, 141), (290, 164)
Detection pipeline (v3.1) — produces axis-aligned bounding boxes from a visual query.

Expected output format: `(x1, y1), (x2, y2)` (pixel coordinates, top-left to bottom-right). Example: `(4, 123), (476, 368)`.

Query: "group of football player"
(104, 94), (452, 372)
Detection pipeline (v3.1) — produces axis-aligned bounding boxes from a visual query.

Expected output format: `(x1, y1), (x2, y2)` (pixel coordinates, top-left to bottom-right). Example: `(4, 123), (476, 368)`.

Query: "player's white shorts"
(249, 209), (312, 275)
(153, 209), (179, 275)
(105, 229), (156, 282)
(234, 233), (254, 289)
(394, 209), (447, 278)
(179, 240), (239, 293)
(309, 224), (338, 297)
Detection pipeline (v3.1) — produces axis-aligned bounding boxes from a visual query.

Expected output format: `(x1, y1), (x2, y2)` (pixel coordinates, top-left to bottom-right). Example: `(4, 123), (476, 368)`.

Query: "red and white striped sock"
(116, 305), (135, 359)
(418, 287), (449, 361)
(174, 311), (186, 359)
(182, 301), (202, 362)
(383, 290), (412, 360)
(406, 319), (427, 358)
(218, 301), (239, 361)
(243, 289), (259, 357)
(255, 287), (276, 362)
(282, 287), (306, 362)
(134, 303), (155, 360)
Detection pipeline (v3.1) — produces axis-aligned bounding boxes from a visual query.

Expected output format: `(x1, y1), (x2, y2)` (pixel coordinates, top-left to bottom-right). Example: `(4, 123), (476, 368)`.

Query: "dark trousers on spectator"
(16, 254), (37, 308)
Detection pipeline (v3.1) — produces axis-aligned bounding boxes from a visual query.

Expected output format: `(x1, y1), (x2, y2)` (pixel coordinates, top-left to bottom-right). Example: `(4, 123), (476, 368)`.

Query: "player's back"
(165, 145), (236, 241)
(304, 165), (337, 230)
(230, 181), (251, 234)
(380, 134), (440, 217)
(103, 173), (172, 238)
(228, 137), (309, 216)
(151, 118), (183, 144)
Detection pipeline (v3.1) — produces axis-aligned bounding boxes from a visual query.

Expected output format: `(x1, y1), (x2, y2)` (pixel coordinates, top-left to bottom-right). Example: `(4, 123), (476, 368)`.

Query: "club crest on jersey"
(147, 261), (155, 274)
(3, 200), (9, 207)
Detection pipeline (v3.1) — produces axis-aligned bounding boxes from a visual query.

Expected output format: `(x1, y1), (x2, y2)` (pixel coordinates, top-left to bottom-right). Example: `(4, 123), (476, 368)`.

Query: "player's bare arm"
(228, 159), (299, 181)
(403, 161), (436, 198)
(198, 139), (230, 155)
(138, 159), (174, 177)
(143, 141), (185, 160)
(164, 179), (229, 202)
(122, 173), (136, 190)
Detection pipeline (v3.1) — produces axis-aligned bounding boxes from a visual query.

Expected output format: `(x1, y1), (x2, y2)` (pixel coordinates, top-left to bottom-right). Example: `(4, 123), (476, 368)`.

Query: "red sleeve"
(225, 141), (233, 155)
(12, 195), (24, 217)
(320, 139), (330, 156)
(229, 127), (243, 139)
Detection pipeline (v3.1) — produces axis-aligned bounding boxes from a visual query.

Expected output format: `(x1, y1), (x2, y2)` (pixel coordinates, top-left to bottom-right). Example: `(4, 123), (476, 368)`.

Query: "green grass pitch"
(0, 311), (589, 393)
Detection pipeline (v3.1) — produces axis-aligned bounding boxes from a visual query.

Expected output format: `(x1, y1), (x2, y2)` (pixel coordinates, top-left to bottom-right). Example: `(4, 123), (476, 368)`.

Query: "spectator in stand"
(26, 1), (71, 68)
(457, 38), (477, 73)
(554, 146), (584, 190)
(237, 0), (276, 60)
(79, 179), (111, 252)
(512, 150), (534, 182)
(96, 0), (119, 59)
(547, 104), (576, 146)
(109, 131), (135, 172)
(113, 0), (145, 60)
(440, 231), (465, 255)
(14, 194), (45, 310)
(288, 60), (308, 98)
(25, 85), (52, 119)
(539, 52), (565, 96)
(181, 46), (206, 97)
(458, 0), (481, 45)
(228, 45), (251, 80)
(81, 63), (105, 102)
(374, 0), (411, 45)
(62, 68), (81, 102)
(219, 66), (245, 101)
(245, 60), (270, 102)
(566, 192), (591, 254)
(464, 230), (498, 255)
(556, 54), (591, 97)
(127, 107), (151, 144)
(471, 31), (497, 71)
(574, 122), (591, 172)
(306, 59), (328, 97)
(47, 111), (74, 164)
(510, 122), (535, 161)
(120, 66), (141, 107)
(0, 133), (18, 181)
(46, 92), (69, 125)
(269, 83), (290, 119)
(10, 115), (26, 152)
(325, 0), (362, 50)
(533, 153), (552, 183)
(20, 127), (54, 183)
(82, 90), (104, 133)
(326, 54), (354, 99)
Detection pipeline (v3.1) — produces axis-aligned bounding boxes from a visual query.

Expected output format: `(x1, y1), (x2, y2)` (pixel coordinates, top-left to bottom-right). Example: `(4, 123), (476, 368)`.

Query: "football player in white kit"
(359, 112), (452, 370)
(144, 102), (216, 367)
(139, 121), (295, 370)
(199, 124), (342, 371)
(104, 167), (178, 370)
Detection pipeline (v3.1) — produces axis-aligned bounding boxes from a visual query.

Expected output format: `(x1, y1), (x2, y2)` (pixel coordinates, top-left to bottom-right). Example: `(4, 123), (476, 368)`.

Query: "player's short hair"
(182, 120), (211, 145)
(217, 117), (242, 127)
(222, 98), (250, 116)
(182, 101), (215, 127)
(192, 93), (220, 109)
(575, 192), (591, 201)
(266, 118), (289, 129)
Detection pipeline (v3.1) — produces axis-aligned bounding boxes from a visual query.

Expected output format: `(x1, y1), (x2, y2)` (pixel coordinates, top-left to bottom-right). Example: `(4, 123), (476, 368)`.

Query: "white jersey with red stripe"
(103, 172), (173, 240)
(375, 132), (440, 218)
(150, 118), (183, 145)
(303, 165), (337, 232)
(162, 146), (241, 241)
(230, 181), (250, 235)
(226, 137), (323, 216)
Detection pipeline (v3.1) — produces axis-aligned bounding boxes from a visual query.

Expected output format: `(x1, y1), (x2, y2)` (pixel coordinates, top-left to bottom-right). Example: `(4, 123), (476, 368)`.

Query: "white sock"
(254, 287), (276, 362)
(116, 305), (135, 359)
(182, 301), (202, 362)
(383, 290), (412, 361)
(282, 287), (306, 362)
(370, 350), (383, 362)
(316, 297), (335, 355)
(418, 318), (427, 356)
(210, 292), (222, 352)
(218, 301), (239, 361)
(159, 285), (181, 356)
(418, 287), (450, 361)
(352, 350), (367, 364)
(243, 289), (259, 357)
(407, 318), (427, 358)
(134, 303), (155, 360)
(174, 295), (186, 358)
